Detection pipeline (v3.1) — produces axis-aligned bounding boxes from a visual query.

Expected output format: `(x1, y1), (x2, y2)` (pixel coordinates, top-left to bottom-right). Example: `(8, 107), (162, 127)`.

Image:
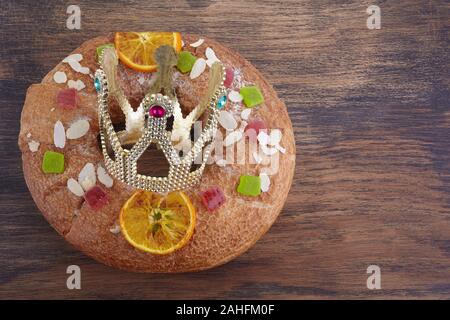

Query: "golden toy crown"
(95, 46), (226, 193)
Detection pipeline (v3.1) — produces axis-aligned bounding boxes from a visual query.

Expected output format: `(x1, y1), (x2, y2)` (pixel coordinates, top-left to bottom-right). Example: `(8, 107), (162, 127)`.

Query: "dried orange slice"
(114, 32), (182, 72)
(120, 190), (196, 254)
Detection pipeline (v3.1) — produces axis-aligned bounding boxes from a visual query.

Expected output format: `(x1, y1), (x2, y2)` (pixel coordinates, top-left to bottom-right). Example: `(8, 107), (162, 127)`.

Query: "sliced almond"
(261, 143), (278, 156)
(65, 59), (80, 71)
(53, 71), (67, 84)
(28, 140), (40, 152)
(190, 38), (204, 48)
(190, 58), (206, 79)
(63, 53), (83, 62)
(224, 130), (243, 147)
(66, 119), (90, 139)
(81, 177), (96, 192)
(109, 225), (121, 234)
(216, 158), (228, 167)
(269, 129), (282, 146)
(53, 120), (66, 149)
(218, 110), (237, 131)
(241, 108), (251, 120)
(260, 172), (270, 192)
(205, 47), (220, 67)
(78, 66), (90, 74)
(97, 165), (113, 188)
(257, 131), (270, 145)
(228, 90), (243, 103)
(68, 79), (86, 91)
(64, 54), (90, 74)
(190, 58), (207, 80)
(67, 60), (88, 74)
(67, 178), (85, 197)
(78, 163), (96, 191)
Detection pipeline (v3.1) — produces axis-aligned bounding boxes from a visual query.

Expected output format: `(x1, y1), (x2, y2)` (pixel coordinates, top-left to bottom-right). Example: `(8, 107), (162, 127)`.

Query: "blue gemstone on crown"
(217, 95), (227, 109)
(94, 77), (102, 92)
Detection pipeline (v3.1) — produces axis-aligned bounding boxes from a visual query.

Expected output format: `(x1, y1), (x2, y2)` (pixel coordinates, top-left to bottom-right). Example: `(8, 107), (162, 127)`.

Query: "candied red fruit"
(199, 186), (226, 212)
(56, 88), (78, 109)
(245, 118), (267, 142)
(84, 186), (109, 210)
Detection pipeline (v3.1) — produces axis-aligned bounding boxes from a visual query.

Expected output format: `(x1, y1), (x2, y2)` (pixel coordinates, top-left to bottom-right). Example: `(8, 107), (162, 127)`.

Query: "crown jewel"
(96, 45), (226, 193)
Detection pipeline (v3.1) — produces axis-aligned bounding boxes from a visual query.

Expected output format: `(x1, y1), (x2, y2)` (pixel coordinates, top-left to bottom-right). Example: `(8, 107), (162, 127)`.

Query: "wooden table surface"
(1, 0), (449, 299)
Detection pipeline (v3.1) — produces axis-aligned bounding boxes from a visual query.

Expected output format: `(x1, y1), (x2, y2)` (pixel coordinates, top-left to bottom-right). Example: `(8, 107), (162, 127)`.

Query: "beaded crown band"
(95, 46), (226, 193)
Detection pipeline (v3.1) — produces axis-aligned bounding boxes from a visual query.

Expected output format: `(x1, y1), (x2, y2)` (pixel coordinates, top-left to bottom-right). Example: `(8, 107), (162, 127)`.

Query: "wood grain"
(1, 0), (449, 299)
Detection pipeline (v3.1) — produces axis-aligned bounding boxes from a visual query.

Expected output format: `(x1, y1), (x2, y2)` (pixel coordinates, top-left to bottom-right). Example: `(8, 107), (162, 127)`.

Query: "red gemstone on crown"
(149, 105), (166, 118)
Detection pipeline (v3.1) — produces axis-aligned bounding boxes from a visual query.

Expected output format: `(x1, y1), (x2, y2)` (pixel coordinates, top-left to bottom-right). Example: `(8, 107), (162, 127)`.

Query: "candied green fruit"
(42, 151), (65, 174)
(177, 51), (197, 73)
(240, 86), (264, 108)
(96, 43), (114, 60)
(237, 175), (261, 197)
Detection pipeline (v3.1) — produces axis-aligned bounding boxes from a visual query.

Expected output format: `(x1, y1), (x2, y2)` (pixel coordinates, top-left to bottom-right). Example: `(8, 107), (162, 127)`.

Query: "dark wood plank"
(0, 0), (449, 299)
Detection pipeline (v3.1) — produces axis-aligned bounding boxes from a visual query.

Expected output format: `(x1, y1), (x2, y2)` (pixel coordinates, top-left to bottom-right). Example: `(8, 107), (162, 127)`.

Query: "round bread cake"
(18, 33), (295, 272)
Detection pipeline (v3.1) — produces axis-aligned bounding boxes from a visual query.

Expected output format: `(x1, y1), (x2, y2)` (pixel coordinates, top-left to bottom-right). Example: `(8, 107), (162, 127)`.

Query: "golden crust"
(18, 34), (295, 272)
